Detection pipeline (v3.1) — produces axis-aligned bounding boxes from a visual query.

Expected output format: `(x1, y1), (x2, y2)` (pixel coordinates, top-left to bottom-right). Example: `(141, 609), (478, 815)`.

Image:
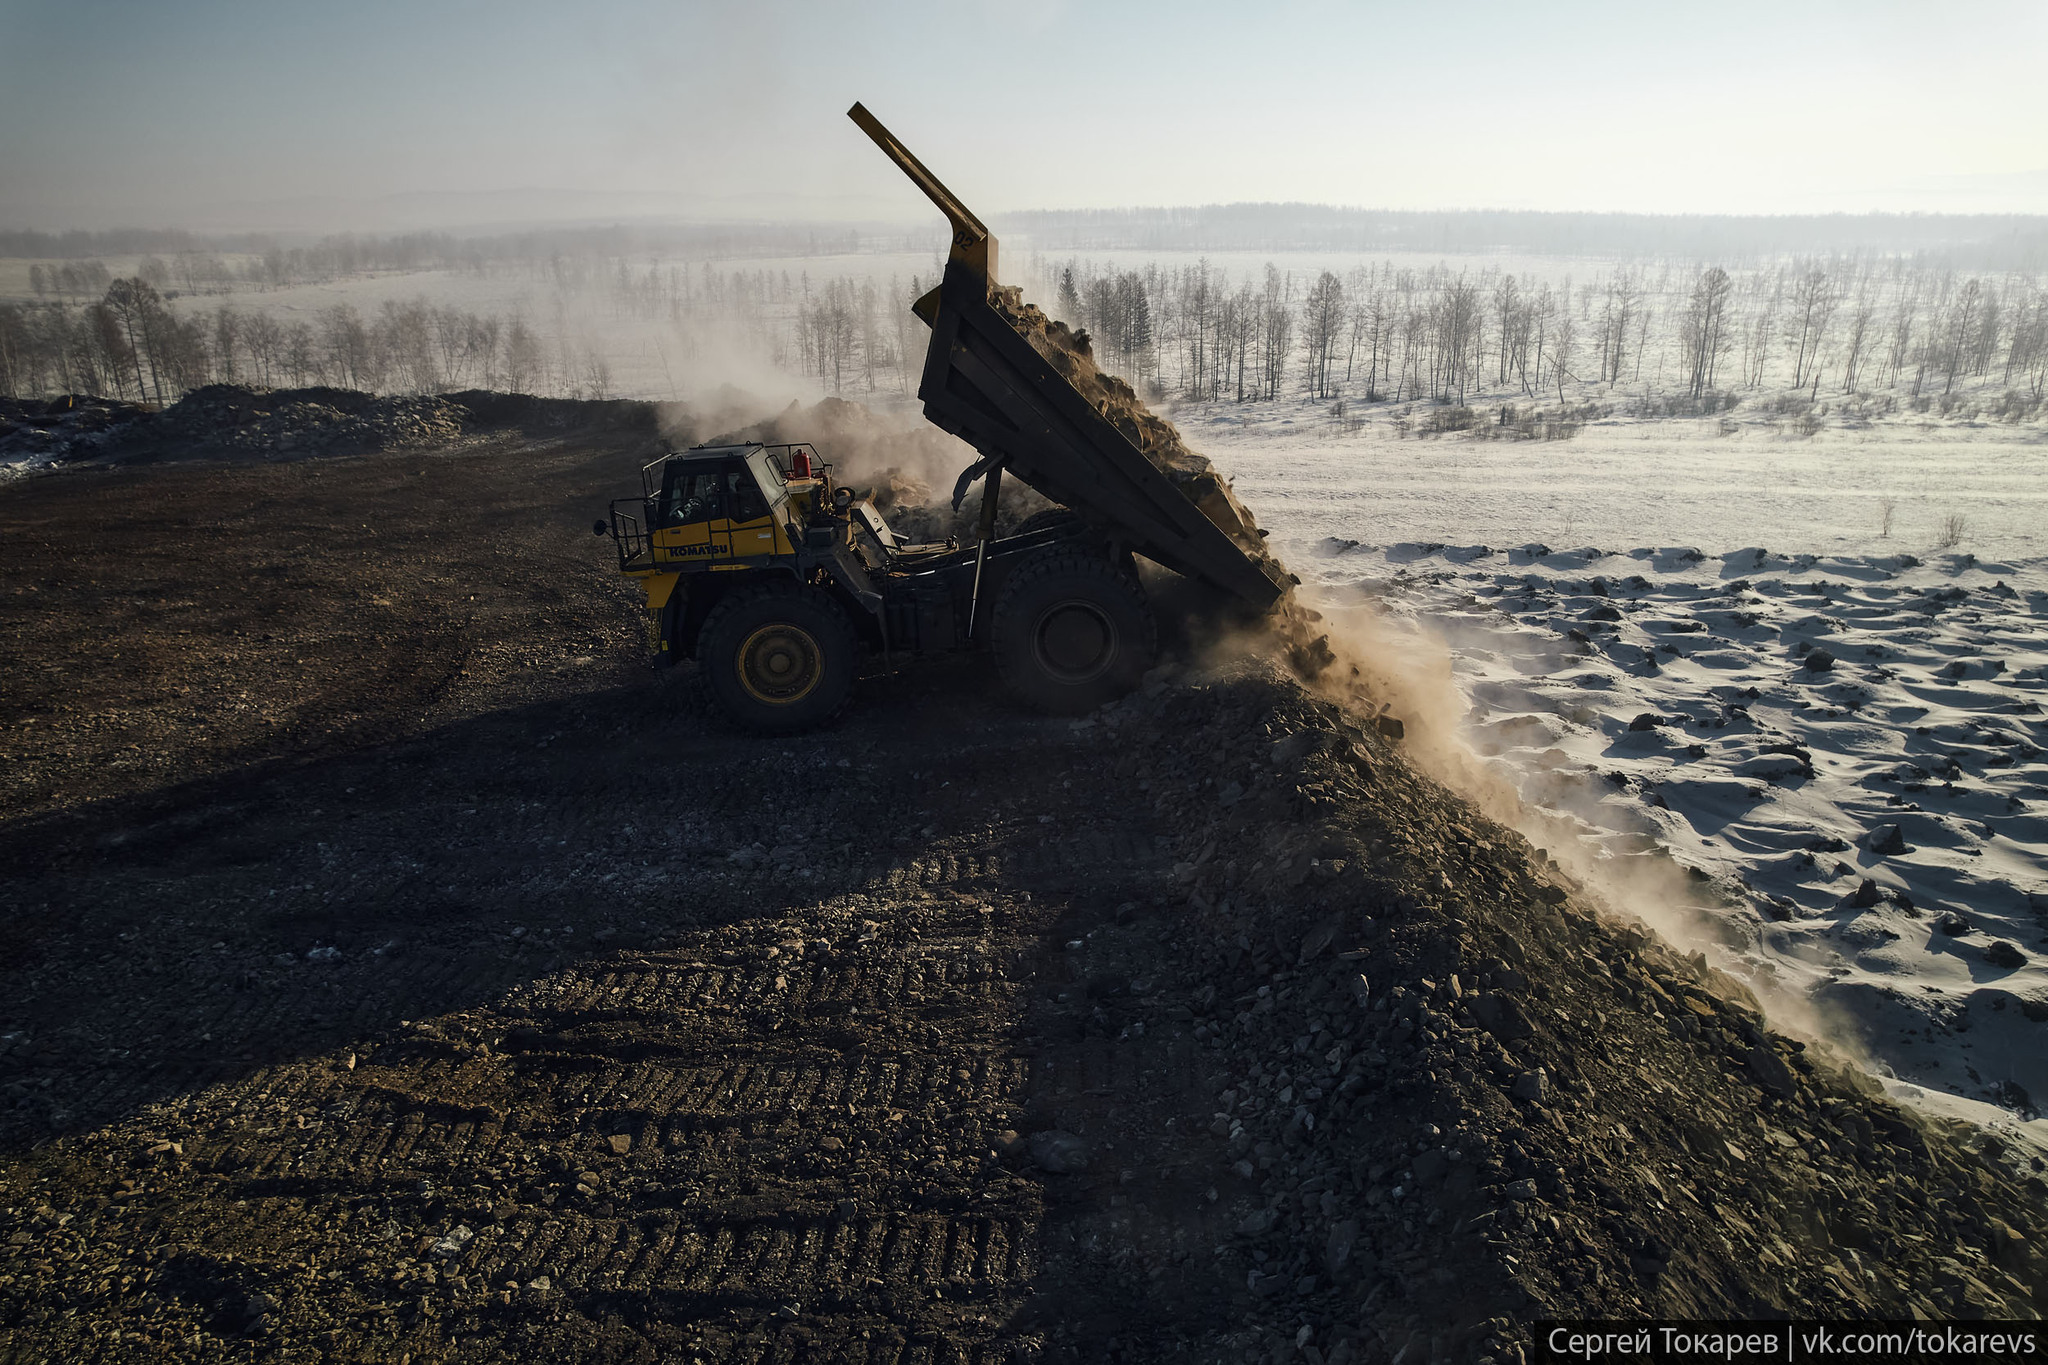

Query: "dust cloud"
(654, 389), (1051, 542)
(1248, 586), (1872, 1068)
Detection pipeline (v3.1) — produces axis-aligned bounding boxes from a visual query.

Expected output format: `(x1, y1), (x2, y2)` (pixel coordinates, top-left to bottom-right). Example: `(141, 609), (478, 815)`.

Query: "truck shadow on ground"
(0, 658), (1026, 1156)
(0, 650), (1272, 1361)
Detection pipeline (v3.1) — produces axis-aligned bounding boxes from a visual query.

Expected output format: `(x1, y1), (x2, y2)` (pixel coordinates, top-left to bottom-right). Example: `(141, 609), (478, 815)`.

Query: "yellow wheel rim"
(736, 623), (823, 705)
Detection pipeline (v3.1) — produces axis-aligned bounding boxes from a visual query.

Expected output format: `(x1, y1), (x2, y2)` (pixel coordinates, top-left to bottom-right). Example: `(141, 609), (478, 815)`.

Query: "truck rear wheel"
(698, 581), (856, 732)
(992, 547), (1156, 714)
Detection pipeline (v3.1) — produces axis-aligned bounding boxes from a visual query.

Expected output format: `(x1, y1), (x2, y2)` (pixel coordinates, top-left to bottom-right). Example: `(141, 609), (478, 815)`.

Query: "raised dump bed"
(914, 262), (1289, 611)
(849, 101), (1289, 615)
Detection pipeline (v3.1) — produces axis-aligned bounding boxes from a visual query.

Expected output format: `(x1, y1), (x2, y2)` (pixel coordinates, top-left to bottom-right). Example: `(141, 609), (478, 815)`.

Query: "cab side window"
(660, 469), (725, 526)
(724, 465), (769, 523)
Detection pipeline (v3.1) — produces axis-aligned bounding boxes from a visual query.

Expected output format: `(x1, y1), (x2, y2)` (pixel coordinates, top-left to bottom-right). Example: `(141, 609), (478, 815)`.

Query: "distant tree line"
(3, 222), (886, 294)
(1023, 254), (2048, 414)
(0, 282), (614, 403)
(5, 250), (2044, 424)
(13, 211), (2042, 271)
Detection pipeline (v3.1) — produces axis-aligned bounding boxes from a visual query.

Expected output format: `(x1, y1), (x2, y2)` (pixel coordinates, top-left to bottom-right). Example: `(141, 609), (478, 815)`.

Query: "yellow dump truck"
(596, 105), (1286, 732)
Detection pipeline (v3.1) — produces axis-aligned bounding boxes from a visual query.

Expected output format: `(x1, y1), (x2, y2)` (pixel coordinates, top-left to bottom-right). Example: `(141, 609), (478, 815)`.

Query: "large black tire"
(697, 580), (856, 733)
(991, 547), (1157, 715)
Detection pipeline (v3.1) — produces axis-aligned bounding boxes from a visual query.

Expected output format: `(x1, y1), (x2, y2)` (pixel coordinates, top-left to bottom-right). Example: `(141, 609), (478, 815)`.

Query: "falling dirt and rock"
(1, 388), (2045, 1365)
(989, 288), (1277, 576)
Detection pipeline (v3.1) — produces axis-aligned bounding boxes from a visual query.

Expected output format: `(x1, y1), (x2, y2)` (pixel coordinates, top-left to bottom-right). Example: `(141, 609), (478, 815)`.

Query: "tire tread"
(697, 577), (856, 733)
(990, 547), (1156, 714)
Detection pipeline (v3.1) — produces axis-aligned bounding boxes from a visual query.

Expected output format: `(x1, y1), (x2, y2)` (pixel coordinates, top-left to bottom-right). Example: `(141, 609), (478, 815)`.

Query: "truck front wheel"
(992, 548), (1156, 714)
(698, 581), (856, 732)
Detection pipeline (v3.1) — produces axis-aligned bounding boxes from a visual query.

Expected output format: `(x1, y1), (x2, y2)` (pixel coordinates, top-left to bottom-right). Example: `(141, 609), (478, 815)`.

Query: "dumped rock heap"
(0, 395), (145, 474)
(1, 385), (665, 475)
(146, 385), (470, 458)
(1054, 660), (2048, 1358)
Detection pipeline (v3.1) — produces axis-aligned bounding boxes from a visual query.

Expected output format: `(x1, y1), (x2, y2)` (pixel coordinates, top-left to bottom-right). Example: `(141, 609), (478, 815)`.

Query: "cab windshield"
(657, 461), (769, 526)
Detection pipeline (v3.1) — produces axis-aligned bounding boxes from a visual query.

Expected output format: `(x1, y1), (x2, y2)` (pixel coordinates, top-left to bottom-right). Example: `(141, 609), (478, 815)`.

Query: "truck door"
(717, 461), (780, 560)
(653, 465), (728, 562)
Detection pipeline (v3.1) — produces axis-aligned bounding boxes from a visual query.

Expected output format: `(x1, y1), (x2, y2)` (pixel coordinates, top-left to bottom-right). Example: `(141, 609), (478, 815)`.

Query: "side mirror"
(592, 519), (609, 536)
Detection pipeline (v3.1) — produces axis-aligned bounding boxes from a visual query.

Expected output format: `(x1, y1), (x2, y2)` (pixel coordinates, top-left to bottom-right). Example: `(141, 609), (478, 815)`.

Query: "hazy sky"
(3, 0), (2044, 232)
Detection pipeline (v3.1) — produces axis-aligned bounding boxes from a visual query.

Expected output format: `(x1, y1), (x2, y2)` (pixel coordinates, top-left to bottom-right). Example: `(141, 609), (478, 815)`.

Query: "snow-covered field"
(1198, 407), (2048, 1142)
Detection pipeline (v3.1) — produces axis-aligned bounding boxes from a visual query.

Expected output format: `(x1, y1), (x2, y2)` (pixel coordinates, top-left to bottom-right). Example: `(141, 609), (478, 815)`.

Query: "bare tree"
(1678, 266), (1733, 397)
(1526, 284), (1555, 398)
(1786, 264), (1836, 388)
(242, 310), (283, 387)
(1301, 271), (1345, 400)
(101, 279), (165, 404)
(321, 305), (377, 391)
(2004, 278), (2047, 396)
(1180, 261), (1215, 399)
(212, 306), (241, 384)
(1434, 273), (1483, 403)
(1881, 274), (1917, 391)
(1217, 284), (1253, 402)
(1552, 312), (1577, 404)
(1741, 271), (1779, 389)
(1256, 266), (1293, 401)
(503, 317), (541, 393)
(282, 322), (318, 387)
(1939, 278), (1981, 395)
(1837, 282), (1876, 392)
(1492, 272), (1520, 386)
(1595, 272), (1641, 385)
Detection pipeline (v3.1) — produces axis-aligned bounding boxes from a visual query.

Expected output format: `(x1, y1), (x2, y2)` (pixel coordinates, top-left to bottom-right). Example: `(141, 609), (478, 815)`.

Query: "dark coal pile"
(1061, 660), (2048, 1355)
(2, 385), (669, 475)
(4, 390), (2044, 1365)
(0, 394), (147, 474)
(141, 385), (472, 458)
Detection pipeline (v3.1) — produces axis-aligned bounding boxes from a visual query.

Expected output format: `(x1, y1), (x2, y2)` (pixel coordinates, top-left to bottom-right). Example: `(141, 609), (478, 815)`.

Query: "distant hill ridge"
(996, 205), (2048, 266)
(6, 208), (2045, 269)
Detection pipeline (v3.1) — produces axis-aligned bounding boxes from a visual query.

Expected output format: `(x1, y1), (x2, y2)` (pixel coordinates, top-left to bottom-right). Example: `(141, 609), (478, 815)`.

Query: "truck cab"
(648, 446), (786, 560)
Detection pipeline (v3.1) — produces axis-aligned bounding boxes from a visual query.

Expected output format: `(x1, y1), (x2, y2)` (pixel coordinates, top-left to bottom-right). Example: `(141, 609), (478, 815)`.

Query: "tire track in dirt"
(1, 535), (1189, 1361)
(1, 796), (1174, 1363)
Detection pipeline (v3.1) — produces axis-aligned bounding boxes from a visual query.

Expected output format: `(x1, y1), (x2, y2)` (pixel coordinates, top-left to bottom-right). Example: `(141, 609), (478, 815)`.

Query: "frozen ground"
(1197, 406), (2048, 1139)
(1208, 406), (2048, 561)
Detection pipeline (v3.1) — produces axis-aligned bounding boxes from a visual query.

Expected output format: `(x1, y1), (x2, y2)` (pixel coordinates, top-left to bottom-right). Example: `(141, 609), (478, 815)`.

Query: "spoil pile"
(140, 385), (471, 458)
(1049, 659), (2048, 1358)
(0, 395), (146, 476)
(1, 385), (665, 475)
